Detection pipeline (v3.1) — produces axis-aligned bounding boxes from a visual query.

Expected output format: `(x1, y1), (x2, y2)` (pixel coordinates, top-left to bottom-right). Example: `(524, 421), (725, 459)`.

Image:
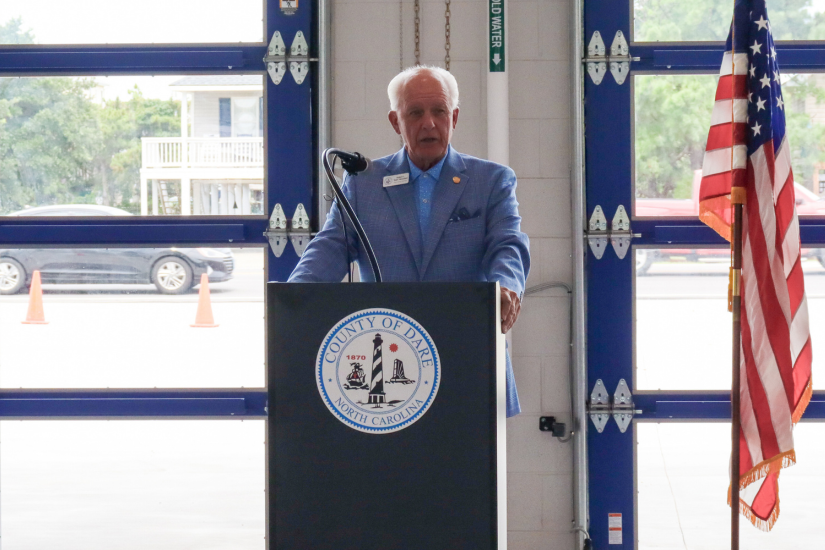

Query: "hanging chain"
(400, 0), (404, 71)
(414, 0), (421, 66)
(444, 0), (451, 70)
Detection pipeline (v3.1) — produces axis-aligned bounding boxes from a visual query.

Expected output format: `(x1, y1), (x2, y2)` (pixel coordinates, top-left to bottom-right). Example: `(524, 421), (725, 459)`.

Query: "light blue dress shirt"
(406, 146), (450, 245)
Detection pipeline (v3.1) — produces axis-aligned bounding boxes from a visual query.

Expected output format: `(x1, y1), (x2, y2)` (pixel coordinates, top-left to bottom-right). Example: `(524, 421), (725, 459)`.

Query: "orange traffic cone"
(191, 273), (218, 328)
(22, 270), (48, 325)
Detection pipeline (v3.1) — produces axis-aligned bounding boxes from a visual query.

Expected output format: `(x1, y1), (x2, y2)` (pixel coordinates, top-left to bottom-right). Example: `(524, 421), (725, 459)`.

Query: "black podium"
(267, 282), (507, 549)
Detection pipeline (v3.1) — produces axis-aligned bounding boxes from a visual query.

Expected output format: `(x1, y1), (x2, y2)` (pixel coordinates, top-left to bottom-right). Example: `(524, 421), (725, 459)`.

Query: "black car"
(0, 205), (234, 295)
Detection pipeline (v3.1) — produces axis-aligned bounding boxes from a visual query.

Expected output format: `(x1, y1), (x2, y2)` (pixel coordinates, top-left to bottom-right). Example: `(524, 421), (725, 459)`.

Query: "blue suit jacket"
(289, 147), (530, 416)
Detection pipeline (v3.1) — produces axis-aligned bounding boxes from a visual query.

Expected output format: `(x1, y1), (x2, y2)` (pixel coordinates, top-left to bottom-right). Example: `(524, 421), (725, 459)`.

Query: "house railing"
(141, 137), (264, 169)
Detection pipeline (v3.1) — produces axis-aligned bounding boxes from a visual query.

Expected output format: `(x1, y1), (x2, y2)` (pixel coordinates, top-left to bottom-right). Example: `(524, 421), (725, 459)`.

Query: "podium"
(267, 282), (507, 549)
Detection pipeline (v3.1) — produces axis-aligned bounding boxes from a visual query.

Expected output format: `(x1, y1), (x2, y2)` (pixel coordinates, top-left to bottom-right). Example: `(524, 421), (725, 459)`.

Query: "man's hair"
(387, 65), (460, 112)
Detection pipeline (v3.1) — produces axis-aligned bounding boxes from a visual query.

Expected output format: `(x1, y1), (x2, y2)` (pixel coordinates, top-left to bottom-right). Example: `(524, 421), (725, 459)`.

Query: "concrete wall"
(331, 0), (575, 547)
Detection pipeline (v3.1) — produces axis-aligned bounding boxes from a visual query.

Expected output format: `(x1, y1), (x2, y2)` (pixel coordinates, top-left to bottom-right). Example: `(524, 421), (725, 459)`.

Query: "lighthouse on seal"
(368, 334), (386, 405)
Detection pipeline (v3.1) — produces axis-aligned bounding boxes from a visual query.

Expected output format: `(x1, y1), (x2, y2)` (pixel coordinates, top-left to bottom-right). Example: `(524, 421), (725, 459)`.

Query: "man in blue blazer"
(289, 66), (530, 417)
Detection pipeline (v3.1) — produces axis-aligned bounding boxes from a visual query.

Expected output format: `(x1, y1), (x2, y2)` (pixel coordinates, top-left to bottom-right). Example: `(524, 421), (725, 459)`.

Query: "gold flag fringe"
(792, 377), (813, 425)
(727, 449), (796, 532)
(699, 197), (733, 243)
(738, 487), (781, 532)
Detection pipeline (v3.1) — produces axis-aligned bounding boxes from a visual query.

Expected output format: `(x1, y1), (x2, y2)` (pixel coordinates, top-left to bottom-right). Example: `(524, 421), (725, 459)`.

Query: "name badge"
(383, 173), (410, 187)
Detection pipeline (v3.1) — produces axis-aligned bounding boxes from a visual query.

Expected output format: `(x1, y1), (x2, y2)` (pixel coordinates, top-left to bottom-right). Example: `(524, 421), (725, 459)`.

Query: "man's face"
(388, 74), (459, 171)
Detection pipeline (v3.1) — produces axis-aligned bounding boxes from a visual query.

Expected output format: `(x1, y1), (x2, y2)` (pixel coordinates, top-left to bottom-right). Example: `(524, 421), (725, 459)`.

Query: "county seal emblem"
(316, 308), (440, 434)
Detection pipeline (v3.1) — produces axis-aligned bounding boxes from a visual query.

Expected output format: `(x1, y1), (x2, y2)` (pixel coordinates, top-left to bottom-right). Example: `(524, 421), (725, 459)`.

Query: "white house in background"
(139, 75), (264, 215)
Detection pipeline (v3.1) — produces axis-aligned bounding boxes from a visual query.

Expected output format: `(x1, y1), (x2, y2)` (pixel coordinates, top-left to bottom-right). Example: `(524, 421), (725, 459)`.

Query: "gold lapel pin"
(453, 176), (461, 184)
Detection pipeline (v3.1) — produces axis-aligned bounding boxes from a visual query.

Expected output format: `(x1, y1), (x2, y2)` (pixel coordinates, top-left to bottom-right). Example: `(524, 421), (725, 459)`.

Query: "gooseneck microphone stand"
(322, 148), (382, 283)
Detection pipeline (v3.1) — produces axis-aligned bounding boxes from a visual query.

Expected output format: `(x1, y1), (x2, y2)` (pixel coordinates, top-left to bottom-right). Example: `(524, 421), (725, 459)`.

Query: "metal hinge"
(588, 379), (639, 433)
(264, 203), (313, 257)
(264, 31), (314, 85)
(583, 31), (638, 85)
(586, 205), (639, 260)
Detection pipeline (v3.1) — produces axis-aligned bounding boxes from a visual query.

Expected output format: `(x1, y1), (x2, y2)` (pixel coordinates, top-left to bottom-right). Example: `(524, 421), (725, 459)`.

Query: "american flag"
(699, 0), (813, 531)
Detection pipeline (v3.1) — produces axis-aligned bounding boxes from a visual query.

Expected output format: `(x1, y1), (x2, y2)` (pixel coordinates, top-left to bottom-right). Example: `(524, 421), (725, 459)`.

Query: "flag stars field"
(751, 40), (762, 54)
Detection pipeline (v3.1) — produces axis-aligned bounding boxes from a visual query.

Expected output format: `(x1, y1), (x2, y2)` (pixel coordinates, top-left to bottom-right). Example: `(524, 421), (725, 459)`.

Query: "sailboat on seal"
(344, 362), (367, 389)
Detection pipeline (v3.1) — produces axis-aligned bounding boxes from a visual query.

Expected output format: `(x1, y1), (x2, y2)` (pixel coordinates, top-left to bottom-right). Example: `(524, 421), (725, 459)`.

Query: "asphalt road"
(639, 254), (825, 297)
(0, 248), (266, 303)
(636, 255), (825, 391)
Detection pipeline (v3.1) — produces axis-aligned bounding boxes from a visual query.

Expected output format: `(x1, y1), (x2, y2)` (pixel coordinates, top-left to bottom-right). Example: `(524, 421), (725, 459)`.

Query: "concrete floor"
(638, 423), (824, 549)
(0, 420), (265, 549)
(1, 250), (820, 547)
(0, 249), (266, 548)
(637, 254), (824, 548)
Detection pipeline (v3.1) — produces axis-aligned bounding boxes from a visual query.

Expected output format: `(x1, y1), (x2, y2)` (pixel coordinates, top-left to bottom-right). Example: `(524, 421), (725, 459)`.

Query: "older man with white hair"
(289, 66), (530, 417)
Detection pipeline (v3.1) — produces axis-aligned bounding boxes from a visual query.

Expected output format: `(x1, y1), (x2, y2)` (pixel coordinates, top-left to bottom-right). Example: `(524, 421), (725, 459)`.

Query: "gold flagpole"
(731, 198), (743, 550)
(729, 4), (742, 548)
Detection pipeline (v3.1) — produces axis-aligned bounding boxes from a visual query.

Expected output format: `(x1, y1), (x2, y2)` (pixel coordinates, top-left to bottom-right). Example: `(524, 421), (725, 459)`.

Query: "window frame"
(584, 2), (825, 548)
(0, 2), (317, 416)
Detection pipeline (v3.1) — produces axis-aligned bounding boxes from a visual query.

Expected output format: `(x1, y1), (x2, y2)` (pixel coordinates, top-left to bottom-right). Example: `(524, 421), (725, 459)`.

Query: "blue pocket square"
(448, 207), (481, 223)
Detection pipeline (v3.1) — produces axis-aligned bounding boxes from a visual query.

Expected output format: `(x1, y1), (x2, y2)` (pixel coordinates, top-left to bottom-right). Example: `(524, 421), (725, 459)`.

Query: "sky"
(0, 0), (263, 99)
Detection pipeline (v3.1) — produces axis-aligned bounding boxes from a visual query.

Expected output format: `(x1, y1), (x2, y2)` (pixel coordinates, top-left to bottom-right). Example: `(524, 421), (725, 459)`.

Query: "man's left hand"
(500, 286), (521, 334)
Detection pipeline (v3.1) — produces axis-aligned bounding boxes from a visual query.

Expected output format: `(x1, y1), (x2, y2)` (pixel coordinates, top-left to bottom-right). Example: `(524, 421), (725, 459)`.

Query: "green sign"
(489, 0), (505, 72)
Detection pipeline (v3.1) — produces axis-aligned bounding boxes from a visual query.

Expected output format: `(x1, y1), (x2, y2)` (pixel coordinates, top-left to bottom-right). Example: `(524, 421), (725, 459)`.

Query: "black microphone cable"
(323, 148), (382, 283)
(330, 156), (352, 283)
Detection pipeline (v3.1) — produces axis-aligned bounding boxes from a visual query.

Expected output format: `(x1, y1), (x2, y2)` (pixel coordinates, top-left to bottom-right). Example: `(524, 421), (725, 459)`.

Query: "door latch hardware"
(587, 378), (640, 433)
(610, 205), (631, 259)
(289, 203), (312, 256)
(586, 205), (608, 259)
(583, 31), (638, 85)
(586, 204), (640, 260)
(265, 31), (315, 85)
(265, 203), (313, 257)
(539, 416), (567, 438)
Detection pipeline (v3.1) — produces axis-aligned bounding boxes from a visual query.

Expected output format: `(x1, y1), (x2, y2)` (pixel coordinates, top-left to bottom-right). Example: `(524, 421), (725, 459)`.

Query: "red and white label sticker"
(608, 513), (622, 545)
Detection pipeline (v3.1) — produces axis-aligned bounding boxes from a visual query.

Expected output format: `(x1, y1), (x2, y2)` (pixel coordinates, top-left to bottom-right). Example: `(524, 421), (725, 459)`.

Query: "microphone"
(336, 150), (371, 174)
(323, 148), (382, 283)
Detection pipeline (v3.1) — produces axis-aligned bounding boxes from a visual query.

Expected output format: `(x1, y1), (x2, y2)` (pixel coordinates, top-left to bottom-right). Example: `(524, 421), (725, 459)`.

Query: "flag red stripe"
(715, 74), (749, 100)
(774, 175), (795, 248)
(751, 472), (778, 520)
(699, 170), (743, 202)
(793, 338), (812, 406)
(787, 258), (804, 314)
(706, 122), (749, 151)
(739, 426), (754, 473)
(739, 285), (783, 462)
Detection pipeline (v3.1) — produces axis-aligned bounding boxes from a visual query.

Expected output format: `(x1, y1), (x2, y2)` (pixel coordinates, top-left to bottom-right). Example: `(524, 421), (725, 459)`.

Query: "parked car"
(635, 179), (825, 275)
(0, 205), (234, 294)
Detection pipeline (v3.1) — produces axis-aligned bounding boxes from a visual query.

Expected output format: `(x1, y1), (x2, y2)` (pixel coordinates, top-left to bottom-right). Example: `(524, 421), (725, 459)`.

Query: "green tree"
(634, 0), (825, 198)
(635, 75), (717, 199)
(634, 0), (825, 41)
(0, 19), (180, 214)
(0, 17), (34, 45)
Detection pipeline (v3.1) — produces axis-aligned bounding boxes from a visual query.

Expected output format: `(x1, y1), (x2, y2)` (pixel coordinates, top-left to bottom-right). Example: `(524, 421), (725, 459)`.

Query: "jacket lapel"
(421, 148), (469, 275)
(383, 149), (424, 274)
